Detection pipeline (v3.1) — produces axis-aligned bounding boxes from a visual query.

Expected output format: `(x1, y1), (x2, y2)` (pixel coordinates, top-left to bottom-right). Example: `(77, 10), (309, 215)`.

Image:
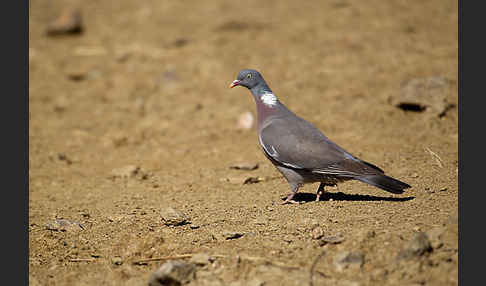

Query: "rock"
(66, 70), (87, 81)
(112, 256), (123, 266)
(45, 219), (84, 232)
(333, 251), (364, 272)
(236, 111), (254, 130)
(110, 165), (140, 179)
(148, 260), (196, 286)
(311, 226), (324, 240)
(221, 175), (265, 185)
(397, 232), (432, 260)
(229, 162), (259, 171)
(189, 253), (214, 266)
(57, 153), (73, 164)
(161, 207), (190, 226)
(171, 38), (190, 48)
(319, 233), (345, 245)
(46, 7), (83, 36)
(222, 231), (244, 240)
(390, 76), (455, 117)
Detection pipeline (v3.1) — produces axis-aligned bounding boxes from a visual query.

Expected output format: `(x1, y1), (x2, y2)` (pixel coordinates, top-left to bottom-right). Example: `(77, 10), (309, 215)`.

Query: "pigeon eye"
(247, 74), (252, 79)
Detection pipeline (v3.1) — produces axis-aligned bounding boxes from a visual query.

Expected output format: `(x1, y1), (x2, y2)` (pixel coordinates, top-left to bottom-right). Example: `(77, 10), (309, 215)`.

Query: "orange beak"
(229, 80), (240, 88)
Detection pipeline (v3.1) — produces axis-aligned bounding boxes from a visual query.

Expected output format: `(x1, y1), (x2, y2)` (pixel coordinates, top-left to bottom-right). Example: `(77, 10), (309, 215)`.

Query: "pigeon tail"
(355, 174), (411, 194)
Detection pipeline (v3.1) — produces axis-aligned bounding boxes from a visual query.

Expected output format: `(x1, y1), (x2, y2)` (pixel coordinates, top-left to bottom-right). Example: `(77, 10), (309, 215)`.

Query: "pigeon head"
(229, 69), (265, 90)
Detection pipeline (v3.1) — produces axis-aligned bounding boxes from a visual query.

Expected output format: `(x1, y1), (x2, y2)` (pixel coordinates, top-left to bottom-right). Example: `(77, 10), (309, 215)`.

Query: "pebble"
(221, 175), (265, 185)
(45, 219), (84, 232)
(148, 260), (196, 286)
(110, 165), (140, 179)
(319, 233), (345, 246)
(46, 7), (83, 36)
(390, 76), (454, 117)
(160, 207), (190, 226)
(221, 231), (244, 240)
(229, 162), (259, 171)
(111, 256), (123, 266)
(311, 226), (324, 240)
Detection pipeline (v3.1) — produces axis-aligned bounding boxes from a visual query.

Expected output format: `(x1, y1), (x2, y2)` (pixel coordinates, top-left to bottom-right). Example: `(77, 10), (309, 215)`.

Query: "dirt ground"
(29, 0), (458, 285)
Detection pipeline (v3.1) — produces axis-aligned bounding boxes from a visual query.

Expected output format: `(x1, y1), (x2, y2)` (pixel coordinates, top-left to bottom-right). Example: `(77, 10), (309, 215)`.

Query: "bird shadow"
(288, 192), (415, 203)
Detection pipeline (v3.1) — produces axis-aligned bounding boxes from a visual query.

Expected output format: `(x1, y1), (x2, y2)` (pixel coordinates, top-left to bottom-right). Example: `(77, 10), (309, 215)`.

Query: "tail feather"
(355, 174), (411, 194)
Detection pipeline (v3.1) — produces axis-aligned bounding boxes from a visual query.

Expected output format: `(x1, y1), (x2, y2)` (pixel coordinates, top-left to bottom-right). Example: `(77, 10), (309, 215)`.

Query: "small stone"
(222, 231), (244, 240)
(46, 7), (83, 36)
(57, 153), (73, 164)
(45, 219), (84, 232)
(148, 260), (196, 286)
(390, 76), (454, 117)
(397, 232), (432, 260)
(112, 257), (123, 265)
(189, 253), (214, 266)
(229, 162), (259, 171)
(236, 111), (254, 130)
(222, 175), (265, 185)
(161, 207), (190, 226)
(172, 38), (190, 48)
(439, 187), (448, 192)
(189, 224), (200, 229)
(110, 165), (140, 179)
(311, 227), (324, 240)
(243, 177), (265, 184)
(66, 70), (87, 81)
(320, 233), (345, 245)
(334, 251), (364, 272)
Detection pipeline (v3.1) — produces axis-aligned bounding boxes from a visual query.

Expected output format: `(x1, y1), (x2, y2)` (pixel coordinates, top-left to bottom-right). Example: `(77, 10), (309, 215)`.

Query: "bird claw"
(281, 199), (301, 205)
(282, 192), (301, 204)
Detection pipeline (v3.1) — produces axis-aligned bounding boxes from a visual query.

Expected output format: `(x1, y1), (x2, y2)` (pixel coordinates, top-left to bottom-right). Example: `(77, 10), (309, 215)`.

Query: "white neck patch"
(261, 92), (277, 107)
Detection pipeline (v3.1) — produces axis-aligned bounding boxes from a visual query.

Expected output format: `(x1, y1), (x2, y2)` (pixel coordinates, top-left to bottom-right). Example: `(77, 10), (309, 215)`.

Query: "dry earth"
(29, 0), (458, 285)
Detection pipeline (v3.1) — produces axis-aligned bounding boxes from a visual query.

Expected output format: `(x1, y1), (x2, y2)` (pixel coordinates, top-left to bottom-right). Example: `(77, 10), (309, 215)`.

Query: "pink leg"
(315, 183), (325, 202)
(282, 185), (301, 204)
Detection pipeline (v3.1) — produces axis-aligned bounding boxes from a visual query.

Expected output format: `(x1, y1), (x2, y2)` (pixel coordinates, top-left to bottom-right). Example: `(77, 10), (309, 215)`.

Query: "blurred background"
(30, 0), (458, 285)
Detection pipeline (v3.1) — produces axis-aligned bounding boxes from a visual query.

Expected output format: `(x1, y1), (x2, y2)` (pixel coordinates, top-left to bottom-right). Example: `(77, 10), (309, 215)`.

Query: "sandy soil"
(29, 0), (458, 285)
